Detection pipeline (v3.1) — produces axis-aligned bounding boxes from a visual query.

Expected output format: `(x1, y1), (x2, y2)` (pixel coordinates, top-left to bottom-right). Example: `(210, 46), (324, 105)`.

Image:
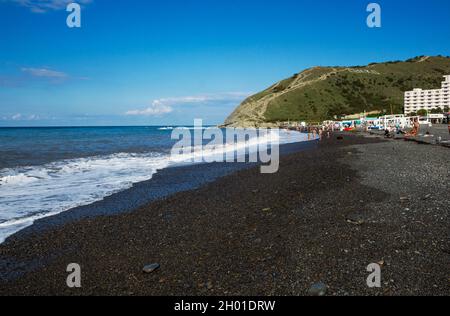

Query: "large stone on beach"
(143, 263), (160, 274)
(346, 213), (366, 225)
(308, 282), (328, 296)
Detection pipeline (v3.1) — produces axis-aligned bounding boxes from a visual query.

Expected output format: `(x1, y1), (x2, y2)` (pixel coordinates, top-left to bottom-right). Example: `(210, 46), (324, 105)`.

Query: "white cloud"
(21, 67), (68, 79)
(11, 113), (22, 120)
(153, 92), (251, 107)
(125, 92), (251, 117)
(3, 113), (40, 121)
(7, 0), (92, 13)
(28, 114), (39, 120)
(126, 103), (174, 116)
(0, 67), (84, 87)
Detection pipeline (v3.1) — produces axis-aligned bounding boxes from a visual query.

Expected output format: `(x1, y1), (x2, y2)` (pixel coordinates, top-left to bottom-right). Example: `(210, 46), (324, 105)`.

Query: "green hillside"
(224, 56), (450, 127)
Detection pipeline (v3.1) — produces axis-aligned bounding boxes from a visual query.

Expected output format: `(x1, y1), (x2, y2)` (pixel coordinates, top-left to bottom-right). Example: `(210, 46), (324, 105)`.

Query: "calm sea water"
(0, 126), (309, 243)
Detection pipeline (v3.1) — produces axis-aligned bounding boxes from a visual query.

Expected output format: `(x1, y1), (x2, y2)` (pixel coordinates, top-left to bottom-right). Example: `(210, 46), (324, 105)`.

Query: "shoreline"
(0, 127), (316, 244)
(1, 139), (318, 245)
(0, 133), (448, 296)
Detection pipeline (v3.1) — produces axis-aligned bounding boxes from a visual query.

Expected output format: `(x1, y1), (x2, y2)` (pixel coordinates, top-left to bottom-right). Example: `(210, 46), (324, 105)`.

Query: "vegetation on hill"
(224, 56), (450, 126)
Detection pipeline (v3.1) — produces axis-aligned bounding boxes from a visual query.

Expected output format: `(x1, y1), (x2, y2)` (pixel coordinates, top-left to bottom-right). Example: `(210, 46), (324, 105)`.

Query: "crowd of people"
(288, 118), (450, 141)
(291, 125), (334, 141)
(382, 119), (420, 138)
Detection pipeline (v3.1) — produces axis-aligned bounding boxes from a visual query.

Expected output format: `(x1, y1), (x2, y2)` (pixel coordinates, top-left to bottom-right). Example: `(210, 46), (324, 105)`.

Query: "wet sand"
(0, 133), (448, 296)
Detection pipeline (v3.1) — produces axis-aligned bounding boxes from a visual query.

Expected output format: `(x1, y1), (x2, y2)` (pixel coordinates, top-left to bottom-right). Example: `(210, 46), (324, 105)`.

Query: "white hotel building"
(404, 75), (450, 114)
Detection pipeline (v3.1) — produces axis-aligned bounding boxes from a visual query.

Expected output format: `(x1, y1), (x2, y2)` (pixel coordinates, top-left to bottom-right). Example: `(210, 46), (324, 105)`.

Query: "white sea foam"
(170, 129), (283, 163)
(0, 129), (312, 243)
(0, 152), (170, 243)
(0, 174), (40, 186)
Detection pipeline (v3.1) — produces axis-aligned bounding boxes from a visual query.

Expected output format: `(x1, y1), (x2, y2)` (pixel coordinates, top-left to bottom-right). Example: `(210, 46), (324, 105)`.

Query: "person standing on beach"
(326, 125), (331, 138)
(406, 118), (420, 137)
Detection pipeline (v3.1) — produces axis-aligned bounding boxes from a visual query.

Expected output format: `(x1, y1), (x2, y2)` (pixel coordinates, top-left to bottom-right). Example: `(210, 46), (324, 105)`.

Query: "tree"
(430, 108), (442, 114)
(444, 106), (449, 113)
(417, 109), (428, 116)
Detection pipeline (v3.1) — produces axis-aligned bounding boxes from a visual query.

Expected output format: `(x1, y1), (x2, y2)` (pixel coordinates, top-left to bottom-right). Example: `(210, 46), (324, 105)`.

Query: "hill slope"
(224, 56), (450, 127)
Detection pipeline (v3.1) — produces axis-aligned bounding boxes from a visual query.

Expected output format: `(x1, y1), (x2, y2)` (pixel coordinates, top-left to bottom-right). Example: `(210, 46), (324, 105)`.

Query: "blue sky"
(1, 0), (450, 126)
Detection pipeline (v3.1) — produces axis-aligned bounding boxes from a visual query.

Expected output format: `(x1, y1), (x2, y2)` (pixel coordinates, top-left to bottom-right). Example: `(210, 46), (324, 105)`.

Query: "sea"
(0, 126), (311, 243)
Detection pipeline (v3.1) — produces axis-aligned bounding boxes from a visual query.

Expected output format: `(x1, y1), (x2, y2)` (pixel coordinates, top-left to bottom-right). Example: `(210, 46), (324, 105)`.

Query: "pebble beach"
(0, 133), (448, 296)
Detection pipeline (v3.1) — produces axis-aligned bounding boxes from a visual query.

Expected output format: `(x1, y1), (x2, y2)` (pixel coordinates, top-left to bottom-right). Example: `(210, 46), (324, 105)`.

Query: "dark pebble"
(308, 282), (327, 296)
(143, 263), (160, 274)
